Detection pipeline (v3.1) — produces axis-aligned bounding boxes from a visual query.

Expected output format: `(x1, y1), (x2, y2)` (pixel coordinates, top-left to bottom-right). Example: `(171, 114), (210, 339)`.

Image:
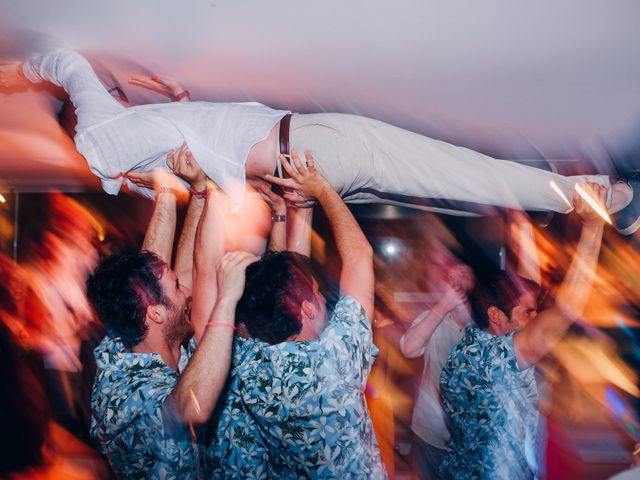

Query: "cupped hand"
(216, 251), (260, 303)
(167, 142), (207, 189)
(126, 168), (184, 194)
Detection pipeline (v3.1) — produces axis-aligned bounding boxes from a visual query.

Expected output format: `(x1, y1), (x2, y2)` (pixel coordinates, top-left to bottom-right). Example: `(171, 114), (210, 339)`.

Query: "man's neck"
(132, 337), (183, 371)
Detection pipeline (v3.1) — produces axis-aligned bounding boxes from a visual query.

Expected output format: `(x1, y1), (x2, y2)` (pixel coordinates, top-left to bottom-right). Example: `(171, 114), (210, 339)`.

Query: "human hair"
(236, 251), (315, 344)
(470, 271), (540, 329)
(86, 250), (167, 348)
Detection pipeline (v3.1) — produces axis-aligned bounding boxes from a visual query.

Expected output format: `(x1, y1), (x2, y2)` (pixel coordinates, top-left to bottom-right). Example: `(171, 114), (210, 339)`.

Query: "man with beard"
(87, 149), (258, 479)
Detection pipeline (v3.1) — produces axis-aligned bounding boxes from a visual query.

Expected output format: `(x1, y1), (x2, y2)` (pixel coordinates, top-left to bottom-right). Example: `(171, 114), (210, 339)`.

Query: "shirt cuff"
(101, 178), (123, 195)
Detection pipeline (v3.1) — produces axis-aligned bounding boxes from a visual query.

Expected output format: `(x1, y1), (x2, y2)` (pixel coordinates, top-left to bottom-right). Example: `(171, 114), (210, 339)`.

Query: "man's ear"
(487, 306), (506, 326)
(146, 304), (165, 325)
(301, 300), (316, 321)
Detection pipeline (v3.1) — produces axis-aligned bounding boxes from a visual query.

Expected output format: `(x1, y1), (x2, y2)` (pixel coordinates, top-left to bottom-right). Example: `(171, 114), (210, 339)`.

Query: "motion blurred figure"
(400, 261), (475, 479)
(439, 182), (606, 479)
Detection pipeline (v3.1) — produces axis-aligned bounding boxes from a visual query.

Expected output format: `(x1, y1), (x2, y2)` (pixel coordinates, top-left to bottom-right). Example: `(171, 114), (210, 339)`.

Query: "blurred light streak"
(549, 180), (572, 209)
(574, 183), (612, 224)
(189, 388), (201, 415)
(0, 194), (5, 203)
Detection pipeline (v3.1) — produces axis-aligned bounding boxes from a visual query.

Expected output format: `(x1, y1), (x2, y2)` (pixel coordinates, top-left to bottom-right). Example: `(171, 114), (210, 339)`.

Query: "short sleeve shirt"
(209, 295), (387, 479)
(90, 335), (201, 479)
(439, 328), (540, 480)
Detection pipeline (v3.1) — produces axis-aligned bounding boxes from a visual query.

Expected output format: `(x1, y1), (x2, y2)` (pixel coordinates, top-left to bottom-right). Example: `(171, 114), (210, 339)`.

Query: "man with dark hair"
(439, 182), (607, 480)
(88, 151), (258, 479)
(209, 151), (386, 478)
(236, 251), (318, 343)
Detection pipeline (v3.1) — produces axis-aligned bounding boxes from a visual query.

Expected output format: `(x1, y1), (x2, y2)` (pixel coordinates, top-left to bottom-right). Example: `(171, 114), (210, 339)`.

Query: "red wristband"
(172, 90), (191, 102)
(205, 322), (236, 331)
(189, 186), (209, 199)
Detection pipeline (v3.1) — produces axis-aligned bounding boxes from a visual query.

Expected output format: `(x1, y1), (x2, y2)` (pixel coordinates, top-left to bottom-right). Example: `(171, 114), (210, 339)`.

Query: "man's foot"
(613, 173), (640, 235)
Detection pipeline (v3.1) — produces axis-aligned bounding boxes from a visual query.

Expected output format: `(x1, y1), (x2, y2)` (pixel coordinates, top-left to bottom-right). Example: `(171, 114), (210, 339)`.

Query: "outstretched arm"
(514, 183), (606, 369)
(168, 144), (208, 290)
(266, 151), (374, 319)
(169, 251), (258, 425)
(141, 171), (179, 264)
(128, 74), (191, 102)
(190, 188), (227, 341)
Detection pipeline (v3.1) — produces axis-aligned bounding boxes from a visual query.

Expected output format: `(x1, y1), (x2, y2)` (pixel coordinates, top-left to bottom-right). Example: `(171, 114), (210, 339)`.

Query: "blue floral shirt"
(439, 328), (540, 480)
(209, 295), (387, 479)
(90, 335), (202, 479)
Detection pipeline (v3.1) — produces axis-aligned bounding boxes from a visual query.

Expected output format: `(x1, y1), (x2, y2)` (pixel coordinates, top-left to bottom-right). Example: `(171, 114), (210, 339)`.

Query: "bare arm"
(266, 151), (374, 319)
(169, 144), (209, 290)
(128, 74), (191, 102)
(141, 173), (177, 264)
(191, 189), (227, 341)
(514, 183), (606, 369)
(287, 206), (313, 257)
(258, 184), (287, 252)
(400, 286), (466, 358)
(169, 251), (258, 424)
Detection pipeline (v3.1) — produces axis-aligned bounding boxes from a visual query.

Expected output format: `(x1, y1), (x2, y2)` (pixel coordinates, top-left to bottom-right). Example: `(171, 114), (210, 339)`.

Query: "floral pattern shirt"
(208, 295), (387, 479)
(90, 335), (202, 479)
(439, 328), (540, 480)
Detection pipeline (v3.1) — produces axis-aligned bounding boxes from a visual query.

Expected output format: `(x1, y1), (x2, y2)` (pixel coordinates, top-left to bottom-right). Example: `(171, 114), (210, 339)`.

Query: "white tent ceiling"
(1, 0), (639, 191)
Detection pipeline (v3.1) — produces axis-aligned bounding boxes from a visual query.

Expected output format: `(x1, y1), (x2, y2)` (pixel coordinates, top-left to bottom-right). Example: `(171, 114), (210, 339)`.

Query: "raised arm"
(287, 205), (313, 257)
(400, 282), (468, 358)
(258, 184), (287, 252)
(514, 183), (606, 369)
(167, 144), (208, 290)
(169, 251), (258, 424)
(190, 188), (227, 341)
(266, 151), (374, 319)
(141, 171), (178, 264)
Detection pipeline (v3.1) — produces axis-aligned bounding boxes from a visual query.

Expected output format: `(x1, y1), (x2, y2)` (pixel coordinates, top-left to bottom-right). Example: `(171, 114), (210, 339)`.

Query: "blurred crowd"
(0, 186), (638, 479)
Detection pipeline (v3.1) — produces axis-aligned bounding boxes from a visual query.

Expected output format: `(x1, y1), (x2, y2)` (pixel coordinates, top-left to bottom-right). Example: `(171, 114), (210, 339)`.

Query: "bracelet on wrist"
(172, 90), (191, 102)
(189, 186), (209, 199)
(205, 322), (236, 331)
(272, 214), (286, 223)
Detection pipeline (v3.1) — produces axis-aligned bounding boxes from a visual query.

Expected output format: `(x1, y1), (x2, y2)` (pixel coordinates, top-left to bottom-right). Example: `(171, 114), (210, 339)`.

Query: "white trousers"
(289, 113), (611, 214)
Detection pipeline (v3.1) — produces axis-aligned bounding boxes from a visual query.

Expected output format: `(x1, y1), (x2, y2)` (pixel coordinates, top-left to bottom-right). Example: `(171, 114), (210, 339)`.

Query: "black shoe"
(613, 173), (640, 235)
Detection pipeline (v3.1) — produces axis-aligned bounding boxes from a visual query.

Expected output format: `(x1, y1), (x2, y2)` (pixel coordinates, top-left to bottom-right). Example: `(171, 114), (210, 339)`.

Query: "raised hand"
(128, 74), (187, 100)
(167, 142), (207, 189)
(126, 167), (185, 194)
(216, 251), (260, 303)
(572, 182), (608, 226)
(265, 151), (331, 202)
(258, 184), (286, 215)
